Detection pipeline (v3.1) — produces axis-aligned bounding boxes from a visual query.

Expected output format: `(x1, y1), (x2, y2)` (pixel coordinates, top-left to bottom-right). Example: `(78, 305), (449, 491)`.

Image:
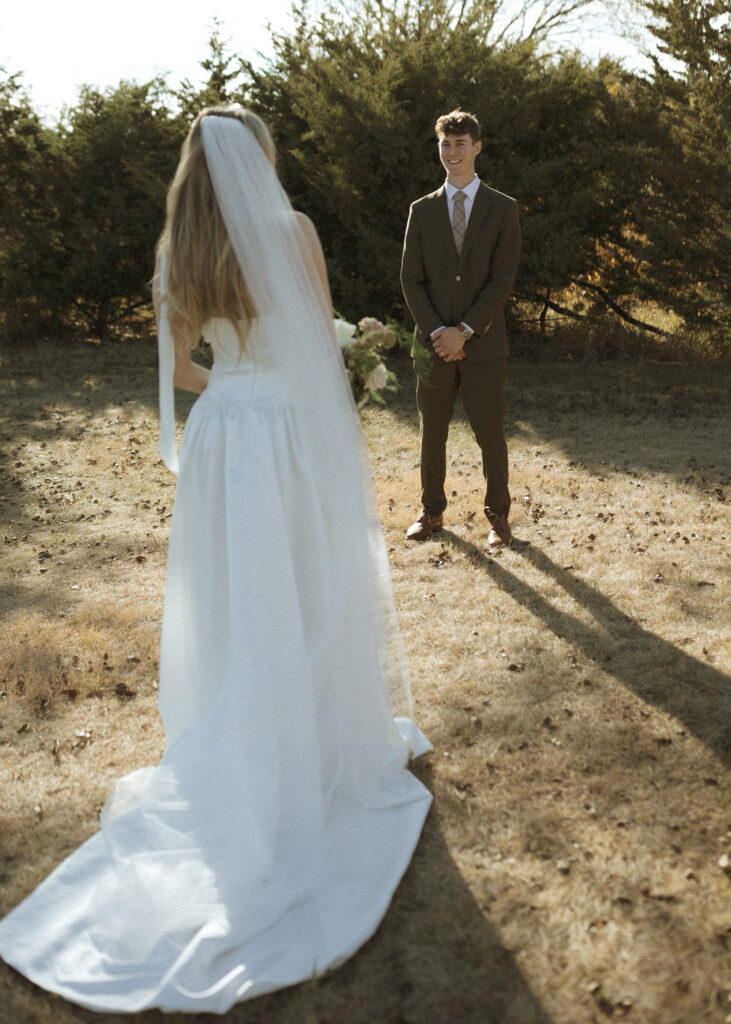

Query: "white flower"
(363, 362), (388, 392)
(333, 318), (357, 347)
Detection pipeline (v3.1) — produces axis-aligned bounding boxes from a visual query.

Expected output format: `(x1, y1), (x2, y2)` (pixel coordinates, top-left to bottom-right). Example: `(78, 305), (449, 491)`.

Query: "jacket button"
(456, 275), (461, 282)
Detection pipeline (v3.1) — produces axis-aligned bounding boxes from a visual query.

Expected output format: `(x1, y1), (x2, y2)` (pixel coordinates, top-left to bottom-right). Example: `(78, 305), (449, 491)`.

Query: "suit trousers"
(415, 354), (510, 520)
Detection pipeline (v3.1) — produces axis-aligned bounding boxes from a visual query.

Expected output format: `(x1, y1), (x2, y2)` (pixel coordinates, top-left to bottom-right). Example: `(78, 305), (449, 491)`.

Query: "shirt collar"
(445, 175), (480, 201)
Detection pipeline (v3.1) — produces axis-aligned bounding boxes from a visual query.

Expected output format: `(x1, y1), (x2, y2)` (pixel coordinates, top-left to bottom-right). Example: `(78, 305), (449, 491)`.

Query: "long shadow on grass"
(444, 534), (731, 767)
(0, 763), (554, 1024)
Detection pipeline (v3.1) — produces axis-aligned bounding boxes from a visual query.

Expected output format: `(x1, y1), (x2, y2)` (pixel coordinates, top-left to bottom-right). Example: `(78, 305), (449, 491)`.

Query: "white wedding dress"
(0, 316), (432, 1013)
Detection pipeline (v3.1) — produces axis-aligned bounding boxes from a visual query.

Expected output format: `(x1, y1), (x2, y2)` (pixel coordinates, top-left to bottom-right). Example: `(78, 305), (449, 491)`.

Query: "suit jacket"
(400, 181), (520, 363)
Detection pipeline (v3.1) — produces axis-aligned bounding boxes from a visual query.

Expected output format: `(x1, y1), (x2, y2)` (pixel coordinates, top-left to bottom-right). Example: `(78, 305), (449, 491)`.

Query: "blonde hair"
(158, 106), (277, 354)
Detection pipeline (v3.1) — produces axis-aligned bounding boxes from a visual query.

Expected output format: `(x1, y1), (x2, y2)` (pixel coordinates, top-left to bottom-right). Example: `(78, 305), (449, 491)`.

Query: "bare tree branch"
(574, 280), (670, 335)
(488, 0), (617, 49)
(525, 0), (595, 41)
(535, 292), (586, 321)
(455, 0), (469, 27)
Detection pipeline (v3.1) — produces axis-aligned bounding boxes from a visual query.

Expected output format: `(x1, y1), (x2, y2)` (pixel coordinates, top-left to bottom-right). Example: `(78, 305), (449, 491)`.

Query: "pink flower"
(357, 316), (384, 335)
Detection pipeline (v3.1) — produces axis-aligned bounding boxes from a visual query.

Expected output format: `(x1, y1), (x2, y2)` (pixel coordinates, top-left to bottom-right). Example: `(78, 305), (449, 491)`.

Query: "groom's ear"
(474, 140), (483, 156)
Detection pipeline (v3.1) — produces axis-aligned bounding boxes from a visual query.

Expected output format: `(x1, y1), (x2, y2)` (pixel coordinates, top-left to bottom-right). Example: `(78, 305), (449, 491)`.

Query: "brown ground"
(0, 338), (729, 1024)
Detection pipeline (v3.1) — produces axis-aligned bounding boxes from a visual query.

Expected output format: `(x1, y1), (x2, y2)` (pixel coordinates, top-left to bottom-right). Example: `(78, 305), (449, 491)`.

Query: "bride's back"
(202, 316), (279, 368)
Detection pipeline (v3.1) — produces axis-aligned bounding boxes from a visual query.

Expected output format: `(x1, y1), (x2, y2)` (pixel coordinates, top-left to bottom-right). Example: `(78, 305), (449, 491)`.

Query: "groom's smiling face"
(438, 132), (482, 185)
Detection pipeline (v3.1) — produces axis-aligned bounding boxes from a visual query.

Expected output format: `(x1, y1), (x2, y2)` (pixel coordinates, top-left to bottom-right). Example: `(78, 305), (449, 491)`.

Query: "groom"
(401, 109), (520, 545)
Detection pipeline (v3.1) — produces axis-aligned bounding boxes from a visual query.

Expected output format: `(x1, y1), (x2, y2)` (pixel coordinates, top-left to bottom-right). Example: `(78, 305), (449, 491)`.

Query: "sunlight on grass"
(1, 340), (729, 1024)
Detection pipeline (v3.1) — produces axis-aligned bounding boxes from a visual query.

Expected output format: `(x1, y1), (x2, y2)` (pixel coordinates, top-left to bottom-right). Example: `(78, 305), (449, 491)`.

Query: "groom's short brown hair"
(435, 109), (481, 142)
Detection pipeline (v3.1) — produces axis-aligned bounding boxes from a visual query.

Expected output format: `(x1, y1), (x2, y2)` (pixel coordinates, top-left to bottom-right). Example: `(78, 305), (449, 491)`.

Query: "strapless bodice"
(202, 317), (272, 367)
(200, 316), (285, 408)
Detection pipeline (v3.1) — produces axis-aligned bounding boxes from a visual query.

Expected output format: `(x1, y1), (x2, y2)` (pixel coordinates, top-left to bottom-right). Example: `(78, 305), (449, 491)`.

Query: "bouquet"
(334, 316), (399, 408)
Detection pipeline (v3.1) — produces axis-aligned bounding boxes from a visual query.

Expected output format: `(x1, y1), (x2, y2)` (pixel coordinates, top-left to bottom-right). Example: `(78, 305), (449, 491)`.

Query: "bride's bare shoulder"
(292, 211), (326, 261)
(293, 210), (317, 243)
(291, 211), (331, 305)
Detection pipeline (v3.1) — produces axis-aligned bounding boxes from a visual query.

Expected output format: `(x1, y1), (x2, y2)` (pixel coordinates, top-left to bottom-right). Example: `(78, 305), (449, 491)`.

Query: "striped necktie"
(452, 190), (467, 256)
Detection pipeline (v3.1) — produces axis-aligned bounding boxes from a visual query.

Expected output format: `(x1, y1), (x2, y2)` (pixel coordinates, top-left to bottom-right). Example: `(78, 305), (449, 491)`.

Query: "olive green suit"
(400, 181), (520, 519)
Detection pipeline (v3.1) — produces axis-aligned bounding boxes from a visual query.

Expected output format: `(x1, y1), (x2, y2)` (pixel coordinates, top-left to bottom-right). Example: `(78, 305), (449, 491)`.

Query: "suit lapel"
(458, 182), (493, 265)
(433, 185), (456, 255)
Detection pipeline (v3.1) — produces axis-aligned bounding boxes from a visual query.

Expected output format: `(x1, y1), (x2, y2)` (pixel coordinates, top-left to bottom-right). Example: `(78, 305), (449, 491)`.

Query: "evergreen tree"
(246, 1), (651, 326)
(630, 0), (730, 328)
(53, 79), (184, 336)
(2, 1), (726, 344)
(176, 19), (250, 120)
(0, 69), (63, 336)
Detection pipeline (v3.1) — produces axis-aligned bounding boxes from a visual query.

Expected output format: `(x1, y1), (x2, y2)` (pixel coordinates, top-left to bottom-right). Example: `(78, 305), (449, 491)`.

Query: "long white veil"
(158, 113), (415, 721)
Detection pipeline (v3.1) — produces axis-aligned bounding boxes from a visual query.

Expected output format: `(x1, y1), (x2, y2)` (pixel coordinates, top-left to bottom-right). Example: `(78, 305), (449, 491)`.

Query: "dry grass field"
(0, 337), (729, 1024)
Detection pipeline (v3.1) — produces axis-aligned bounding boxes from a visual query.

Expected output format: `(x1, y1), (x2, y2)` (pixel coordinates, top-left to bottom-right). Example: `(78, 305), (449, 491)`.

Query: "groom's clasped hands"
(432, 325), (466, 361)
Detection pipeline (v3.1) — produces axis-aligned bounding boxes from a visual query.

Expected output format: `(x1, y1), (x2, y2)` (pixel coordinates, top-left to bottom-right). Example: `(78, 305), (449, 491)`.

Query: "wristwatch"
(459, 325), (474, 342)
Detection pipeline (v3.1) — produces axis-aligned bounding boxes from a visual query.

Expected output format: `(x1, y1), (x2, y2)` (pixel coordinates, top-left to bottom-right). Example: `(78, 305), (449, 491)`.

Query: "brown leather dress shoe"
(406, 511), (443, 541)
(487, 515), (512, 546)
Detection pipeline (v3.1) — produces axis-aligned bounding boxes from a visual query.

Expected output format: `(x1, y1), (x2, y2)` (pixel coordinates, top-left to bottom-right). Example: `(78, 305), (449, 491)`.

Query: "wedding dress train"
(0, 317), (432, 1013)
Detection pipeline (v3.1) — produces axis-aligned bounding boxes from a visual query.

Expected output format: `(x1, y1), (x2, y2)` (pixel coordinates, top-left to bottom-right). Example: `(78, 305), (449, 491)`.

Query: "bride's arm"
(172, 350), (210, 394)
(153, 250), (210, 394)
(294, 212), (338, 351)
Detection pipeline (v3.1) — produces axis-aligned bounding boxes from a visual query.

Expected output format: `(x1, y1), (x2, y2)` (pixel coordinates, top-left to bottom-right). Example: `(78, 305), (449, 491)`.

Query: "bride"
(0, 107), (432, 1014)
